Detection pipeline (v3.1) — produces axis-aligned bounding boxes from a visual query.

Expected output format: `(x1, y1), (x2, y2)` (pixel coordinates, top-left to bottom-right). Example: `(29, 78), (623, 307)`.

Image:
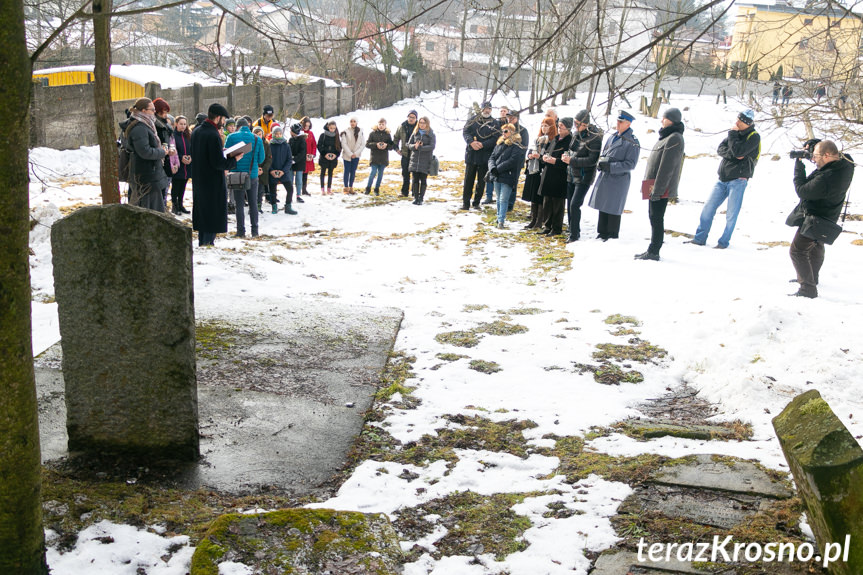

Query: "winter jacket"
(393, 120), (416, 155)
(154, 115), (173, 178)
(567, 124), (603, 185)
(462, 113), (499, 165)
(253, 116), (275, 138)
(318, 130), (341, 169)
(642, 122), (685, 201)
(588, 127), (641, 215)
(304, 130), (317, 173)
(791, 155), (854, 223)
(408, 129), (436, 174)
(122, 118), (168, 190)
(511, 124), (530, 182)
(258, 137), (272, 185)
(717, 126), (760, 182)
(225, 127), (265, 180)
(190, 119), (237, 233)
(171, 129), (192, 180)
(269, 138), (293, 185)
(366, 127), (395, 165)
(488, 133), (527, 189)
(537, 134), (572, 199)
(340, 127), (365, 161)
(290, 133), (307, 172)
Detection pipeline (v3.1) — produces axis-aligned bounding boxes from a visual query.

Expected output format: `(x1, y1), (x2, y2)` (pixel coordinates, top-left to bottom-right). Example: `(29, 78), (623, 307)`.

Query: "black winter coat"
(290, 133), (307, 173)
(538, 134), (572, 199)
(488, 135), (527, 188)
(366, 128), (395, 165)
(717, 126), (760, 182)
(258, 137), (272, 186)
(408, 129), (436, 174)
(191, 120), (237, 233)
(154, 115), (173, 178)
(317, 130), (340, 169)
(792, 156), (854, 222)
(567, 124), (603, 185)
(269, 139), (293, 185)
(171, 129), (192, 180)
(462, 114), (499, 165)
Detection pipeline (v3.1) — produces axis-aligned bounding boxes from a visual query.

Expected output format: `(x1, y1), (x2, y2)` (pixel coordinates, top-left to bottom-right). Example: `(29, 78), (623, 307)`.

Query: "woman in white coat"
(340, 117), (365, 194)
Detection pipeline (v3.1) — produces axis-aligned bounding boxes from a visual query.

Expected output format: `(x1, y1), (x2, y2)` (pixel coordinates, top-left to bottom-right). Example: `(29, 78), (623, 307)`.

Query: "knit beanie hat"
(560, 117), (574, 130)
(663, 107), (682, 124)
(738, 109), (755, 125)
(575, 109), (590, 124)
(290, 123), (302, 135)
(408, 110), (418, 119)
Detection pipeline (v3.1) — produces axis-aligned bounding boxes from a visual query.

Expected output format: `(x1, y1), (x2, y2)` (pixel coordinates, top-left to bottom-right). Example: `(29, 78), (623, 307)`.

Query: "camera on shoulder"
(789, 149), (810, 160)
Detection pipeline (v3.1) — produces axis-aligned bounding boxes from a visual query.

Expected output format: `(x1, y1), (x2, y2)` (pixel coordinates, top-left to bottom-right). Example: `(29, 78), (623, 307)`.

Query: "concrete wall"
(30, 80), (355, 150)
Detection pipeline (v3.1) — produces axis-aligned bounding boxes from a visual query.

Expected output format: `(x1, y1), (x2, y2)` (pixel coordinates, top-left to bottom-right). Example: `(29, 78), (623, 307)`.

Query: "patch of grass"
(435, 352), (469, 362)
(542, 501), (583, 519)
(499, 307), (545, 315)
(538, 435), (667, 485)
(469, 359), (502, 374)
(196, 321), (239, 361)
(393, 491), (536, 561)
(610, 327), (640, 336)
(269, 254), (286, 264)
(755, 241), (791, 249)
(375, 351), (417, 402)
(463, 304), (489, 312)
(435, 330), (482, 348)
(594, 364), (644, 385)
(476, 320), (528, 336)
(604, 314), (641, 326)
(592, 338), (667, 363)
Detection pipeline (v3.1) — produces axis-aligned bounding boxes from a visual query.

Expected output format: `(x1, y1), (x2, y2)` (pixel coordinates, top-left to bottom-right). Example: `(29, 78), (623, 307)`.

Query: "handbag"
(785, 204), (805, 227)
(799, 214), (842, 244)
(429, 155), (440, 177)
(226, 138), (257, 191)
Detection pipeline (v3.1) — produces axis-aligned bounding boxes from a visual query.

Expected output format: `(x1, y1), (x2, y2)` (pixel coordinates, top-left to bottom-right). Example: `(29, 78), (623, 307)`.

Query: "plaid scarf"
(130, 110), (158, 137)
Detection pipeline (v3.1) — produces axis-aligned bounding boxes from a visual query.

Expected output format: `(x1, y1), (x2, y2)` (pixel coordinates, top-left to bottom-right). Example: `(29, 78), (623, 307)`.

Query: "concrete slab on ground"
(591, 549), (729, 574)
(650, 454), (793, 499)
(35, 298), (403, 495)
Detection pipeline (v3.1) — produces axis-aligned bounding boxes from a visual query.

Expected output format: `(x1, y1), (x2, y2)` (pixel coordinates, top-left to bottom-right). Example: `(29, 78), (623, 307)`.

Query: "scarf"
(271, 135), (286, 144)
(658, 122), (685, 139)
(130, 110), (158, 137)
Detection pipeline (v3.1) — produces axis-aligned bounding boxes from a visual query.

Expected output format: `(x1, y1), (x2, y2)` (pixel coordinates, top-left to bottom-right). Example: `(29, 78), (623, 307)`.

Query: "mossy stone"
(772, 389), (863, 575)
(190, 508), (403, 575)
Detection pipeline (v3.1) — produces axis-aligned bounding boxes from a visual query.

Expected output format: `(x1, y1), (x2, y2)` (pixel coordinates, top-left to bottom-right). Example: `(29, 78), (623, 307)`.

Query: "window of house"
(821, 68), (831, 77)
(793, 66), (803, 77)
(425, 41), (435, 52)
(803, 18), (813, 26)
(827, 39), (836, 51)
(799, 38), (809, 50)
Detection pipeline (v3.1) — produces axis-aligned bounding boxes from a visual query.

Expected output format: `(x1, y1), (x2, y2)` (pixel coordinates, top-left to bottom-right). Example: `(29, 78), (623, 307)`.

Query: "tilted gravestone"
(51, 204), (198, 460)
(773, 389), (862, 575)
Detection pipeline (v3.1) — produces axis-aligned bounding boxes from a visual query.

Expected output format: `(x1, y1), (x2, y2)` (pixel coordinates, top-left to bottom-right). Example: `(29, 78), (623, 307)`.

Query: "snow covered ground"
(30, 88), (863, 574)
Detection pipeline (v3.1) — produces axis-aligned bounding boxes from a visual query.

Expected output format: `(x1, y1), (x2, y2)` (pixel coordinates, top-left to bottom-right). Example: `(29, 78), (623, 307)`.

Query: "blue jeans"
(292, 169), (303, 196)
(485, 179), (494, 202)
(694, 178), (748, 247)
(367, 164), (385, 190)
(232, 178), (259, 235)
(495, 182), (513, 224)
(343, 157), (359, 187)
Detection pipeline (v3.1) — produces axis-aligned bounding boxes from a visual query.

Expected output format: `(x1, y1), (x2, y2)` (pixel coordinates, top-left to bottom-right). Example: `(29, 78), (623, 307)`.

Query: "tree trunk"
(94, 0), (120, 204)
(528, 0), (542, 113)
(453, 0), (469, 109)
(0, 1), (48, 573)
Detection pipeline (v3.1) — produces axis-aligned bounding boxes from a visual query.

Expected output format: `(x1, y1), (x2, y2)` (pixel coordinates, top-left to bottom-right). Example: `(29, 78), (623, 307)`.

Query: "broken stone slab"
(51, 204), (198, 460)
(621, 419), (745, 441)
(773, 389), (863, 575)
(619, 484), (775, 530)
(36, 298), (404, 495)
(190, 508), (403, 574)
(650, 454), (793, 499)
(591, 548), (728, 574)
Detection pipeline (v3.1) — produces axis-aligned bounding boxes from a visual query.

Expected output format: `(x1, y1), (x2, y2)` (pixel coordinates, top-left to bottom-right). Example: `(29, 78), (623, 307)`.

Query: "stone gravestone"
(773, 390), (862, 575)
(51, 204), (198, 460)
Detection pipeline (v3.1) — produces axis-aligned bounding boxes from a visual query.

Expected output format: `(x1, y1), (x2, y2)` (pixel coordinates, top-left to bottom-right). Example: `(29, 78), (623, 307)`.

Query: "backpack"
(117, 119), (139, 183)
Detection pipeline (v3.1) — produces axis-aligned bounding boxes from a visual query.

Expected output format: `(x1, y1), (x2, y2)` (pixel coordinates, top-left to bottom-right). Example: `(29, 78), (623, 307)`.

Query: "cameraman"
(788, 140), (854, 298)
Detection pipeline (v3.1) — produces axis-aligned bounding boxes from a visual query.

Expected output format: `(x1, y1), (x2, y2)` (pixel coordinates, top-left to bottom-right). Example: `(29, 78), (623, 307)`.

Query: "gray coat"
(125, 120), (168, 208)
(407, 129), (436, 174)
(642, 124), (684, 201)
(588, 127), (640, 215)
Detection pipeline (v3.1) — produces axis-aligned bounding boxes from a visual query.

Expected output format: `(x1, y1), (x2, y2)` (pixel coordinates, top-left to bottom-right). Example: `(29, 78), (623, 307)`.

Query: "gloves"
(490, 167), (499, 178)
(597, 158), (610, 172)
